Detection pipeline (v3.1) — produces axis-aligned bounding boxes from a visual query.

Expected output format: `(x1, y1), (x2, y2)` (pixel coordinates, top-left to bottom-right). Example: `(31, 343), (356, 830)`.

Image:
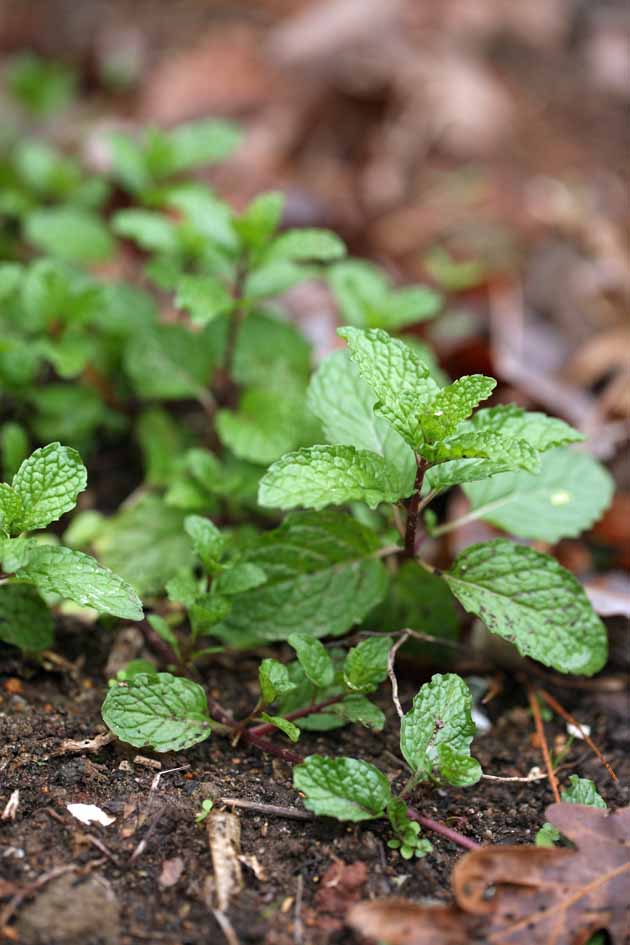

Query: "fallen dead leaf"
(349, 803), (630, 945)
(308, 860), (368, 932)
(206, 811), (243, 912)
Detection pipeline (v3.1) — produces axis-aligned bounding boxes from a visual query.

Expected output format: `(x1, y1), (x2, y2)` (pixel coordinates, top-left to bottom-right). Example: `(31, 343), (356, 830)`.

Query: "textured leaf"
(259, 713), (300, 743)
(94, 497), (194, 597)
(259, 444), (410, 511)
(293, 755), (391, 821)
(343, 636), (393, 693)
(331, 695), (386, 732)
(419, 375), (496, 441)
(175, 274), (233, 325)
(422, 432), (539, 471)
(0, 484), (22, 536)
(11, 443), (87, 533)
(124, 324), (217, 401)
(365, 561), (458, 644)
(400, 674), (481, 786)
(211, 511), (388, 646)
(184, 515), (225, 572)
(463, 448), (614, 542)
(307, 350), (416, 495)
(445, 540), (607, 675)
(460, 405), (583, 452)
(288, 633), (335, 688)
(259, 659), (296, 704)
(214, 563), (267, 596)
(560, 776), (607, 809)
(0, 583), (54, 651)
(17, 544), (143, 619)
(216, 388), (318, 466)
(267, 228), (345, 262)
(338, 327), (439, 446)
(102, 673), (212, 751)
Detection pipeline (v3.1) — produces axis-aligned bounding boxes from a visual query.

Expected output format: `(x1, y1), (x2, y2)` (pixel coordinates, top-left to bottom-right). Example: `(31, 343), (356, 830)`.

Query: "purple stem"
(248, 695), (344, 737)
(407, 806), (479, 851)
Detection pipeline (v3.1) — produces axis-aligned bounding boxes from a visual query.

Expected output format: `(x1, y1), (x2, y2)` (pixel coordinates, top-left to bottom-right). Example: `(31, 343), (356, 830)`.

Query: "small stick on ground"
(294, 874), (304, 945)
(527, 685), (560, 803)
(537, 688), (618, 783)
(212, 909), (241, 945)
(406, 808), (479, 851)
(221, 798), (313, 821)
(0, 864), (77, 929)
(388, 631), (411, 719)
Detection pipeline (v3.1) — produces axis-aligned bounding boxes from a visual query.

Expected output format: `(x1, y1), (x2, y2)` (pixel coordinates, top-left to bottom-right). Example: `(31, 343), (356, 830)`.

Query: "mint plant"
(0, 443), (142, 651)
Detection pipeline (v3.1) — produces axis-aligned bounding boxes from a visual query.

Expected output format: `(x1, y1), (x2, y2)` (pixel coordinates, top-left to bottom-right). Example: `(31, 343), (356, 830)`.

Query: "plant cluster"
(0, 56), (616, 859)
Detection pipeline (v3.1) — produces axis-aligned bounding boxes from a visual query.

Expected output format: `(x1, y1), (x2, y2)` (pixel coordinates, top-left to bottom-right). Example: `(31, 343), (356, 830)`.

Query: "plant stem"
(404, 458), (428, 558)
(537, 688), (618, 783)
(406, 806), (479, 851)
(527, 685), (561, 803)
(248, 695), (344, 737)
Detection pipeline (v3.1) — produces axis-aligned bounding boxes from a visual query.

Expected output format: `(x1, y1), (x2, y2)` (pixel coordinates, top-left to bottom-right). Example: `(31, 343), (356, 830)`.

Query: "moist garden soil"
(1, 619), (628, 945)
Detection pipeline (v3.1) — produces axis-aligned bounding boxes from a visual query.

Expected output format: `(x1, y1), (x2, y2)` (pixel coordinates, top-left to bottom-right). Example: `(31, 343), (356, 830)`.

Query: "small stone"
(18, 874), (119, 945)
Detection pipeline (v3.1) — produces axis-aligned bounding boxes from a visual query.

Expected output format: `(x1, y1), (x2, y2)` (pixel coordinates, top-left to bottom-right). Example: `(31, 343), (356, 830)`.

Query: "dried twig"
(57, 732), (114, 755)
(537, 689), (618, 783)
(388, 631), (410, 719)
(212, 909), (241, 945)
(1, 790), (19, 821)
(221, 798), (313, 821)
(294, 874), (304, 945)
(527, 686), (561, 803)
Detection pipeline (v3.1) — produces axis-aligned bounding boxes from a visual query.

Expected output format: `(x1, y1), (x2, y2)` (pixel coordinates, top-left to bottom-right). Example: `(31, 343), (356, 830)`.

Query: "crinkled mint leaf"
(267, 228), (345, 262)
(338, 327), (438, 447)
(343, 636), (393, 693)
(288, 633), (335, 689)
(463, 448), (614, 542)
(0, 583), (54, 651)
(0, 537), (35, 573)
(11, 443), (87, 533)
(460, 405), (583, 451)
(294, 755), (391, 822)
(211, 511), (388, 645)
(259, 713), (301, 743)
(17, 545), (143, 620)
(214, 563), (267, 596)
(217, 387), (319, 466)
(400, 673), (481, 786)
(330, 694), (385, 732)
(189, 593), (231, 638)
(536, 775), (607, 846)
(419, 375), (496, 441)
(422, 432), (539, 471)
(102, 672), (212, 751)
(536, 822), (561, 846)
(387, 797), (432, 858)
(184, 515), (225, 573)
(259, 658), (296, 705)
(259, 444), (410, 511)
(175, 274), (234, 325)
(307, 350), (416, 496)
(0, 484), (22, 536)
(445, 540), (607, 675)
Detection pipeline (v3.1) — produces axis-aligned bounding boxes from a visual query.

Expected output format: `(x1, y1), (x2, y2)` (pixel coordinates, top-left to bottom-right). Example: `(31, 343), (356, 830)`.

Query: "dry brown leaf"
(349, 803), (630, 945)
(206, 810), (243, 912)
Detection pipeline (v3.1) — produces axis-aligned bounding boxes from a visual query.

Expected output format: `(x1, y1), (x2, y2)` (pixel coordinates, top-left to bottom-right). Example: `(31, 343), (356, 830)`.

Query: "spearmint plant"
(0, 443), (142, 651)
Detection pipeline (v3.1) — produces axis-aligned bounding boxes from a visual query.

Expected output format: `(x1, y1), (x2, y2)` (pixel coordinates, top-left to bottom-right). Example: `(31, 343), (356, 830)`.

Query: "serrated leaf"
(461, 405), (583, 451)
(24, 208), (113, 262)
(445, 540), (608, 676)
(0, 583), (54, 651)
(259, 713), (300, 743)
(175, 274), (233, 325)
(331, 695), (386, 732)
(259, 658), (296, 704)
(217, 387), (319, 466)
(94, 497), (195, 597)
(338, 327), (439, 446)
(214, 562), (267, 595)
(400, 673), (481, 786)
(11, 443), (87, 533)
(293, 755), (391, 822)
(259, 444), (410, 511)
(422, 432), (539, 472)
(184, 515), (225, 573)
(463, 448), (614, 542)
(102, 673), (212, 751)
(307, 350), (416, 496)
(419, 375), (496, 441)
(189, 593), (231, 637)
(124, 324), (217, 401)
(288, 633), (335, 688)
(0, 485), (22, 537)
(17, 545), (143, 619)
(364, 561), (458, 644)
(211, 511), (388, 646)
(267, 228), (345, 262)
(561, 775), (607, 808)
(343, 636), (393, 693)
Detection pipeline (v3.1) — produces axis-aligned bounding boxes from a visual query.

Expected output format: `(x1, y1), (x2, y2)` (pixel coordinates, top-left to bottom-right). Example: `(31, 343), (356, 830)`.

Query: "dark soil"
(1, 622), (628, 945)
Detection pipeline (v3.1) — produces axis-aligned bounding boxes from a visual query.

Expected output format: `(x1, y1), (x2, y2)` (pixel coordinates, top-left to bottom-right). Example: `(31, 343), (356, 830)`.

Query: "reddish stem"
(248, 695), (344, 737)
(407, 807), (479, 851)
(404, 459), (428, 558)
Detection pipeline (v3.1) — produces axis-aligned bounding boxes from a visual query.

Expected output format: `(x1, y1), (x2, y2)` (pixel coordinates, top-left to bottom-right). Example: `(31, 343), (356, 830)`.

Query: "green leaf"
(137, 409), (189, 488)
(214, 563), (267, 596)
(293, 755), (391, 821)
(463, 448), (614, 542)
(0, 485), (22, 537)
(400, 673), (481, 786)
(165, 185), (238, 251)
(445, 540), (608, 676)
(17, 545), (143, 619)
(259, 658), (296, 704)
(0, 583), (54, 651)
(338, 327), (439, 447)
(267, 228), (345, 262)
(365, 561), (458, 645)
(166, 119), (242, 172)
(259, 444), (411, 511)
(235, 191), (284, 251)
(165, 569), (199, 607)
(535, 822), (561, 846)
(387, 798), (432, 858)
(330, 695), (385, 732)
(94, 497), (195, 597)
(7, 53), (76, 116)
(102, 672), (212, 751)
(211, 511), (388, 646)
(418, 375), (496, 441)
(561, 775), (607, 808)
(217, 388), (319, 466)
(147, 614), (181, 657)
(112, 209), (180, 253)
(343, 636), (393, 693)
(422, 432), (539, 471)
(460, 405), (583, 452)
(258, 713), (300, 743)
(0, 264), (23, 300)
(184, 515), (225, 573)
(329, 260), (440, 331)
(189, 593), (231, 637)
(24, 208), (114, 262)
(124, 324), (216, 401)
(288, 634), (335, 688)
(175, 274), (234, 325)
(233, 312), (312, 387)
(11, 443), (87, 533)
(307, 350), (416, 495)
